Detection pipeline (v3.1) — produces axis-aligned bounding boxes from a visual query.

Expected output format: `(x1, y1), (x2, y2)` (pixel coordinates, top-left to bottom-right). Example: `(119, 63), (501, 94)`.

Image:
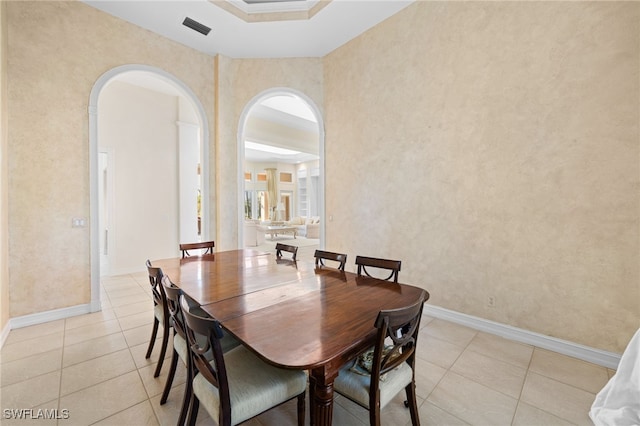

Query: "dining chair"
(145, 260), (171, 378)
(180, 296), (307, 426)
(275, 242), (298, 261)
(160, 275), (240, 425)
(314, 249), (347, 271)
(180, 240), (215, 258)
(333, 290), (427, 426)
(355, 256), (402, 283)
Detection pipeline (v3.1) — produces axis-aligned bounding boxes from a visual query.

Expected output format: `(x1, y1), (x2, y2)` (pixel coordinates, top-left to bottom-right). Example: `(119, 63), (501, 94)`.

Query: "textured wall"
(215, 56), (323, 250)
(1, 0), (9, 332)
(324, 1), (639, 353)
(6, 1), (215, 316)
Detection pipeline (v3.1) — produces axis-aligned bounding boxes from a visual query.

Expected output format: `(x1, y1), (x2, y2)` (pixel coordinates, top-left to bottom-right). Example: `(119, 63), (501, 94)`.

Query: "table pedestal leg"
(309, 368), (336, 426)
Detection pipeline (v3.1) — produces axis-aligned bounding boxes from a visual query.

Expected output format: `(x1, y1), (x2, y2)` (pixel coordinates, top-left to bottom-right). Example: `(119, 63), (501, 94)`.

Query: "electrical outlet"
(487, 296), (496, 307)
(72, 217), (86, 228)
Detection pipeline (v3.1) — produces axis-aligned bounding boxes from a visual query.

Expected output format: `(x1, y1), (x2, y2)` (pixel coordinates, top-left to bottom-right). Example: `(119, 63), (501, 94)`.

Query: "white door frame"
(88, 64), (211, 312)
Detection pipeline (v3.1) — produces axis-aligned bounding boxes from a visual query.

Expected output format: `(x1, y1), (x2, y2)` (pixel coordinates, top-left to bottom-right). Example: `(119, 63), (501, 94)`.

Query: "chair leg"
(405, 383), (420, 426)
(178, 357), (194, 426)
(369, 403), (381, 426)
(145, 317), (159, 359)
(160, 348), (179, 404)
(153, 322), (170, 377)
(296, 392), (305, 426)
(186, 393), (200, 426)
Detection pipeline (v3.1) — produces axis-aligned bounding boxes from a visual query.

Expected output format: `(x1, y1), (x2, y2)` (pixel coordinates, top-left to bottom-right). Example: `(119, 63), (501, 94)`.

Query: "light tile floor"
(1, 249), (612, 425)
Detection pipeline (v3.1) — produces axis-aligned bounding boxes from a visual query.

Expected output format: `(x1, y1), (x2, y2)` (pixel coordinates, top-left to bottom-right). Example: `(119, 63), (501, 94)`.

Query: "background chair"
(314, 249), (347, 271)
(333, 291), (427, 426)
(275, 242), (298, 261)
(180, 240), (215, 258)
(145, 260), (171, 378)
(355, 256), (402, 283)
(160, 275), (240, 425)
(181, 296), (307, 426)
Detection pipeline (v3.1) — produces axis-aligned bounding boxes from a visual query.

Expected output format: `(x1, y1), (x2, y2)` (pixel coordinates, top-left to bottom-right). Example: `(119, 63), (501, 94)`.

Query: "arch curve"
(88, 64), (211, 311)
(237, 87), (325, 248)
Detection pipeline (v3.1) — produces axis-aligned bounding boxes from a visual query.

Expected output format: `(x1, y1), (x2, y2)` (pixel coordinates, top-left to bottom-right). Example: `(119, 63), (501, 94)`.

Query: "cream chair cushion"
(192, 345), (307, 425)
(333, 358), (413, 409)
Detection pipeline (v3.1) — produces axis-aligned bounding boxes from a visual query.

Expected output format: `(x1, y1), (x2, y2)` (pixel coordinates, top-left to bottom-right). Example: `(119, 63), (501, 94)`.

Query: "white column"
(178, 121), (200, 243)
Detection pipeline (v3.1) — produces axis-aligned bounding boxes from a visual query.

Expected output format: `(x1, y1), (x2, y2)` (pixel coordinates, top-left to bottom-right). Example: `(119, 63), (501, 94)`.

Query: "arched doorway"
(88, 65), (210, 312)
(237, 88), (324, 250)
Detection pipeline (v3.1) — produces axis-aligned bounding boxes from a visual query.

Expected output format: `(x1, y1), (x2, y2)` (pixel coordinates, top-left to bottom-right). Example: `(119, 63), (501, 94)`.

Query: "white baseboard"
(424, 305), (621, 370)
(0, 321), (10, 349)
(9, 303), (95, 330)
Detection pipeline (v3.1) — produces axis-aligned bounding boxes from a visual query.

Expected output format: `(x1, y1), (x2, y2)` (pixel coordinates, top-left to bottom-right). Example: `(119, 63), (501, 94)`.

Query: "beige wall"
(6, 1), (215, 317)
(324, 1), (639, 353)
(1, 0), (9, 333)
(3, 0), (637, 356)
(215, 56), (323, 250)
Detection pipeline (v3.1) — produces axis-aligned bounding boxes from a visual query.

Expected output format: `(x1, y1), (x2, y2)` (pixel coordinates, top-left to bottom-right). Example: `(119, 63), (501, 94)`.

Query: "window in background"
(298, 169), (307, 218)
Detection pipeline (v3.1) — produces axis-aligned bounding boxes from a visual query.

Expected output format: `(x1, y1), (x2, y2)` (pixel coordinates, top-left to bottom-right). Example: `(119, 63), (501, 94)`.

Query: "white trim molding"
(1, 303), (94, 348)
(8, 303), (94, 330)
(424, 304), (622, 370)
(1, 321), (10, 349)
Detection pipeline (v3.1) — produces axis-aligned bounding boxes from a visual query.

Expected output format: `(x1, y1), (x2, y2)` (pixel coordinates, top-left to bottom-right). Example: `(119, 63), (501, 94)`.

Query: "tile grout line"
(126, 273), (163, 426)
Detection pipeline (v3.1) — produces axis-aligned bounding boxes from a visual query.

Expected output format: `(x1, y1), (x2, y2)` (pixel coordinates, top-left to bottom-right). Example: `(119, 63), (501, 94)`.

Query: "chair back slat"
(180, 240), (215, 258)
(275, 243), (298, 261)
(146, 262), (165, 307)
(355, 256), (402, 283)
(371, 291), (426, 391)
(161, 275), (186, 339)
(314, 250), (347, 271)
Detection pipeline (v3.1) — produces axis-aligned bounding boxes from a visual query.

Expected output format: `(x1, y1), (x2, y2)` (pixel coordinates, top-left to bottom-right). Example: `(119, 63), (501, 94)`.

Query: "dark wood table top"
(153, 249), (429, 425)
(204, 268), (425, 370)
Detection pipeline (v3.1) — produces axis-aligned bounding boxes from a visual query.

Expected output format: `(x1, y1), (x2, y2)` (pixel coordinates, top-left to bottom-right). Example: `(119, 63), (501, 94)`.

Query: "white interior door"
(98, 151), (110, 275)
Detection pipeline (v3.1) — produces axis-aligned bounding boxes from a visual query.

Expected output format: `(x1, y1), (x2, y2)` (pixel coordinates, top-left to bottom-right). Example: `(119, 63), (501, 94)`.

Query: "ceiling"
(83, 0), (414, 58)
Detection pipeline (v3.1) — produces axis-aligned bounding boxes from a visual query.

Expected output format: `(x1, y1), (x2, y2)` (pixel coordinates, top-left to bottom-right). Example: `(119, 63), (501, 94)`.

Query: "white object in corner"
(590, 328), (640, 426)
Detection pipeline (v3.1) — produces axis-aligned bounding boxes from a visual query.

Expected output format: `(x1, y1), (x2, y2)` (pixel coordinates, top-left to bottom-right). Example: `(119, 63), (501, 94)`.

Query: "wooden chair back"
(369, 291), (426, 423)
(146, 261), (166, 311)
(355, 256), (402, 283)
(275, 243), (298, 261)
(180, 296), (232, 422)
(180, 240), (215, 258)
(314, 250), (347, 271)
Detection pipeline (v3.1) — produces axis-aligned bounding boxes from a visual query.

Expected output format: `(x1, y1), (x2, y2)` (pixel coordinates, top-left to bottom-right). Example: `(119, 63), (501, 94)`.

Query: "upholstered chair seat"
(192, 344), (307, 425)
(334, 359), (413, 409)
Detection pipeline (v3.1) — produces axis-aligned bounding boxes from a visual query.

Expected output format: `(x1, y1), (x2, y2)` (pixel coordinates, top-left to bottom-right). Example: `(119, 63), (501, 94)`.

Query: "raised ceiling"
(83, 0), (414, 58)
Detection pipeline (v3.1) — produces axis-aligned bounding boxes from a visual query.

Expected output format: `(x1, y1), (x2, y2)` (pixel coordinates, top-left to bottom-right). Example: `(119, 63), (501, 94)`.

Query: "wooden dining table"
(153, 249), (429, 425)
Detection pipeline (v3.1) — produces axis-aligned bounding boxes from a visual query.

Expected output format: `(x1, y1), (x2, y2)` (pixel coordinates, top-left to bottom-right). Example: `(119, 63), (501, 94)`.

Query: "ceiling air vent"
(182, 17), (211, 36)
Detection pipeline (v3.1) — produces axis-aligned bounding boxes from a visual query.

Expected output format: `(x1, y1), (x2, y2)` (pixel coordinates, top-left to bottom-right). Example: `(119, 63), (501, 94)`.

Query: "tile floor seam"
(58, 357), (138, 400)
(525, 367), (599, 396)
(132, 335), (163, 426)
(464, 345), (533, 371)
(57, 319), (67, 420)
(520, 370), (593, 425)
